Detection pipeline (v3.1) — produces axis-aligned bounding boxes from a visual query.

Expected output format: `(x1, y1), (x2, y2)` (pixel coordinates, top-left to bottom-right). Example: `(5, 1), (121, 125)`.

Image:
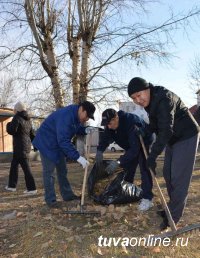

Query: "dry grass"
(0, 152), (200, 258)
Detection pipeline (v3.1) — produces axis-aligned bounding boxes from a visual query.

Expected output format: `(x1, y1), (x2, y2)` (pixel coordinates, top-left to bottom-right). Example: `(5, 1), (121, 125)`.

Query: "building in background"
(0, 108), (13, 152)
(119, 101), (149, 123)
(189, 90), (200, 125)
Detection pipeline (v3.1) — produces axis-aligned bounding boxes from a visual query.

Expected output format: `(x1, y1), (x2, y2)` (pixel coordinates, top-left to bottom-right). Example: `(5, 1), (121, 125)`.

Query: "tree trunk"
(77, 41), (91, 154)
(79, 41), (91, 102)
(45, 34), (64, 109)
(72, 37), (81, 104)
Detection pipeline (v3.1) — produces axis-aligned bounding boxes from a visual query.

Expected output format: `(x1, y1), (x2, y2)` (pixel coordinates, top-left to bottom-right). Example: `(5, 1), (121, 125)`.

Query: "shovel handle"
(139, 135), (177, 232)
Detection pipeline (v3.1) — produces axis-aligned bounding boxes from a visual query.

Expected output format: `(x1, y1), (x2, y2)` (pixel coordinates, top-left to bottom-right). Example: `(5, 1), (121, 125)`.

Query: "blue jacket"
(33, 105), (86, 163)
(97, 111), (153, 166)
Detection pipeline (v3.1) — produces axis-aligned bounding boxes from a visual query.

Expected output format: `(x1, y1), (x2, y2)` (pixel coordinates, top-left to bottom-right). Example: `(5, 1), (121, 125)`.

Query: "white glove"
(77, 156), (90, 169)
(85, 126), (96, 134)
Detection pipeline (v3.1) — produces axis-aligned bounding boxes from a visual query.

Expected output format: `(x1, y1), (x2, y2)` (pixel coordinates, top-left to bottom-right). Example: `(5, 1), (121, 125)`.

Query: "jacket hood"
(16, 111), (30, 120)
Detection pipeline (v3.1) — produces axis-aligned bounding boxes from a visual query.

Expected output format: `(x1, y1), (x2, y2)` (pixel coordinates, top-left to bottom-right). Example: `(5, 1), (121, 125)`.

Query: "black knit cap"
(80, 101), (96, 120)
(101, 108), (117, 126)
(128, 77), (150, 96)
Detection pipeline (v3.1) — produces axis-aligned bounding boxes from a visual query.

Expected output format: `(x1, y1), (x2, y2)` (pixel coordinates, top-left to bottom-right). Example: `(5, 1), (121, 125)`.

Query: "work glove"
(95, 151), (103, 169)
(77, 156), (90, 169)
(105, 160), (119, 175)
(85, 126), (96, 134)
(146, 156), (157, 175)
(135, 126), (145, 138)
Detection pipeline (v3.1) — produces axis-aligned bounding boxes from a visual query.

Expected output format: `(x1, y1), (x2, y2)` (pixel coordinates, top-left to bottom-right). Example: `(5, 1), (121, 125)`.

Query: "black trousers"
(163, 134), (199, 223)
(8, 156), (36, 191)
(123, 147), (153, 200)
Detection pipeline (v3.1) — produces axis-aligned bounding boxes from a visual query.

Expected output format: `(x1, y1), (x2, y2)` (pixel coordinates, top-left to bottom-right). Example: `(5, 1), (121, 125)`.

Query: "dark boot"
(47, 201), (62, 209)
(64, 194), (80, 201)
(157, 209), (166, 218)
(160, 215), (169, 230)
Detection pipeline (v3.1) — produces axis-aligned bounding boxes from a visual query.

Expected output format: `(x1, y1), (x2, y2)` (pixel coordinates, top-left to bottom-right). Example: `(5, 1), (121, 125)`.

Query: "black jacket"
(145, 85), (199, 160)
(6, 111), (35, 158)
(97, 111), (153, 166)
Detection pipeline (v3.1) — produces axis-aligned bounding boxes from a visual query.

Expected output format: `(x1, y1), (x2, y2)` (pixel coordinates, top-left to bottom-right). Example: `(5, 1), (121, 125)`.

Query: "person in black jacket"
(128, 77), (199, 230)
(5, 101), (37, 195)
(95, 108), (154, 211)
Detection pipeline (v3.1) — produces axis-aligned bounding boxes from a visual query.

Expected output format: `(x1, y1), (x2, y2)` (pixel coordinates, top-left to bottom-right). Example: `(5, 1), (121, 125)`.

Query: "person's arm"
(30, 126), (35, 142)
(118, 126), (141, 166)
(6, 116), (19, 135)
(56, 116), (80, 161)
(97, 129), (113, 153)
(149, 98), (175, 160)
(76, 125), (87, 136)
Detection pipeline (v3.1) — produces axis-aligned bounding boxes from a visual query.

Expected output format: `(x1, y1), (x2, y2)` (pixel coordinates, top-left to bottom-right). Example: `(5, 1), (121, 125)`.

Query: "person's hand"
(105, 160), (119, 175)
(77, 156), (90, 169)
(135, 126), (145, 138)
(146, 156), (157, 175)
(95, 151), (103, 169)
(85, 126), (96, 134)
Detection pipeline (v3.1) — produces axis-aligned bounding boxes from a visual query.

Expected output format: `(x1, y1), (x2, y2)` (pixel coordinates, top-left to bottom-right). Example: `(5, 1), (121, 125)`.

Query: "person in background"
(128, 77), (199, 230)
(95, 108), (154, 211)
(33, 101), (96, 208)
(5, 101), (37, 195)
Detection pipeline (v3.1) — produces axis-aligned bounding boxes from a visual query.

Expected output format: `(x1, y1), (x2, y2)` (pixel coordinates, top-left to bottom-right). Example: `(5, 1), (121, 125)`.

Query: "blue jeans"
(123, 147), (153, 200)
(40, 153), (75, 204)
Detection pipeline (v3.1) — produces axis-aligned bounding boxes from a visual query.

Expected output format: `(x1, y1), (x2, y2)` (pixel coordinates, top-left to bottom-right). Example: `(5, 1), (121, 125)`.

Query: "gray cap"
(14, 101), (27, 112)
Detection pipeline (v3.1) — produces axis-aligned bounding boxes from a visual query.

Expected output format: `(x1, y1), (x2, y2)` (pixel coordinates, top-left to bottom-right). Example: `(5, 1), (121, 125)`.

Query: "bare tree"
(0, 0), (200, 109)
(24, 0), (65, 108)
(0, 0), (69, 109)
(0, 73), (18, 108)
(28, 79), (72, 116)
(67, 0), (200, 103)
(67, 0), (107, 102)
(189, 55), (200, 91)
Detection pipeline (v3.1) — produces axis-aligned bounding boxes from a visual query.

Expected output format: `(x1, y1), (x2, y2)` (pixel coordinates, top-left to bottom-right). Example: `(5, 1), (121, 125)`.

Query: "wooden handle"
(80, 133), (92, 207)
(139, 135), (177, 232)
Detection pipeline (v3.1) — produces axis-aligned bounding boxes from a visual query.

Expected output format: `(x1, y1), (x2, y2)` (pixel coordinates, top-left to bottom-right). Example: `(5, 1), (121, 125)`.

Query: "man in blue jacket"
(33, 101), (96, 208)
(95, 108), (154, 211)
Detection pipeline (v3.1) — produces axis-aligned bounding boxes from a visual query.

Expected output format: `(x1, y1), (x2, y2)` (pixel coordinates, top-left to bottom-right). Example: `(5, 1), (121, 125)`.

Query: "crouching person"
(95, 108), (154, 211)
(33, 101), (96, 208)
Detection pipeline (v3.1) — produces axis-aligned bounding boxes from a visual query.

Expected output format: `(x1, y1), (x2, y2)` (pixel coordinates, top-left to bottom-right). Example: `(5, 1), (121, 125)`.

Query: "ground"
(0, 152), (200, 258)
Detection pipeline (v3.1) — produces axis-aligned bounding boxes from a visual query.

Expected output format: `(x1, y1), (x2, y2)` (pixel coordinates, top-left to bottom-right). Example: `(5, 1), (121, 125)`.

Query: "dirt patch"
(0, 153), (200, 257)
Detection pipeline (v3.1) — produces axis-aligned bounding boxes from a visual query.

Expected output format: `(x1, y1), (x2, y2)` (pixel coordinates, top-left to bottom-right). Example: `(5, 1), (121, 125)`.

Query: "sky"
(90, 0), (200, 126)
(131, 0), (200, 107)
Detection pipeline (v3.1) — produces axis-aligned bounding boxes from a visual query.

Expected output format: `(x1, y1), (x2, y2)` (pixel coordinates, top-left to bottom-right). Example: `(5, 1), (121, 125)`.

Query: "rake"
(139, 134), (200, 238)
(64, 132), (100, 216)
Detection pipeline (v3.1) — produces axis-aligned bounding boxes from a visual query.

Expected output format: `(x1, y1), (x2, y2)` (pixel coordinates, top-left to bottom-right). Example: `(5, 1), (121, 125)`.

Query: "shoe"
(138, 198), (153, 211)
(23, 190), (37, 195)
(64, 194), (80, 202)
(157, 209), (166, 218)
(160, 216), (169, 231)
(47, 202), (61, 209)
(5, 186), (16, 192)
